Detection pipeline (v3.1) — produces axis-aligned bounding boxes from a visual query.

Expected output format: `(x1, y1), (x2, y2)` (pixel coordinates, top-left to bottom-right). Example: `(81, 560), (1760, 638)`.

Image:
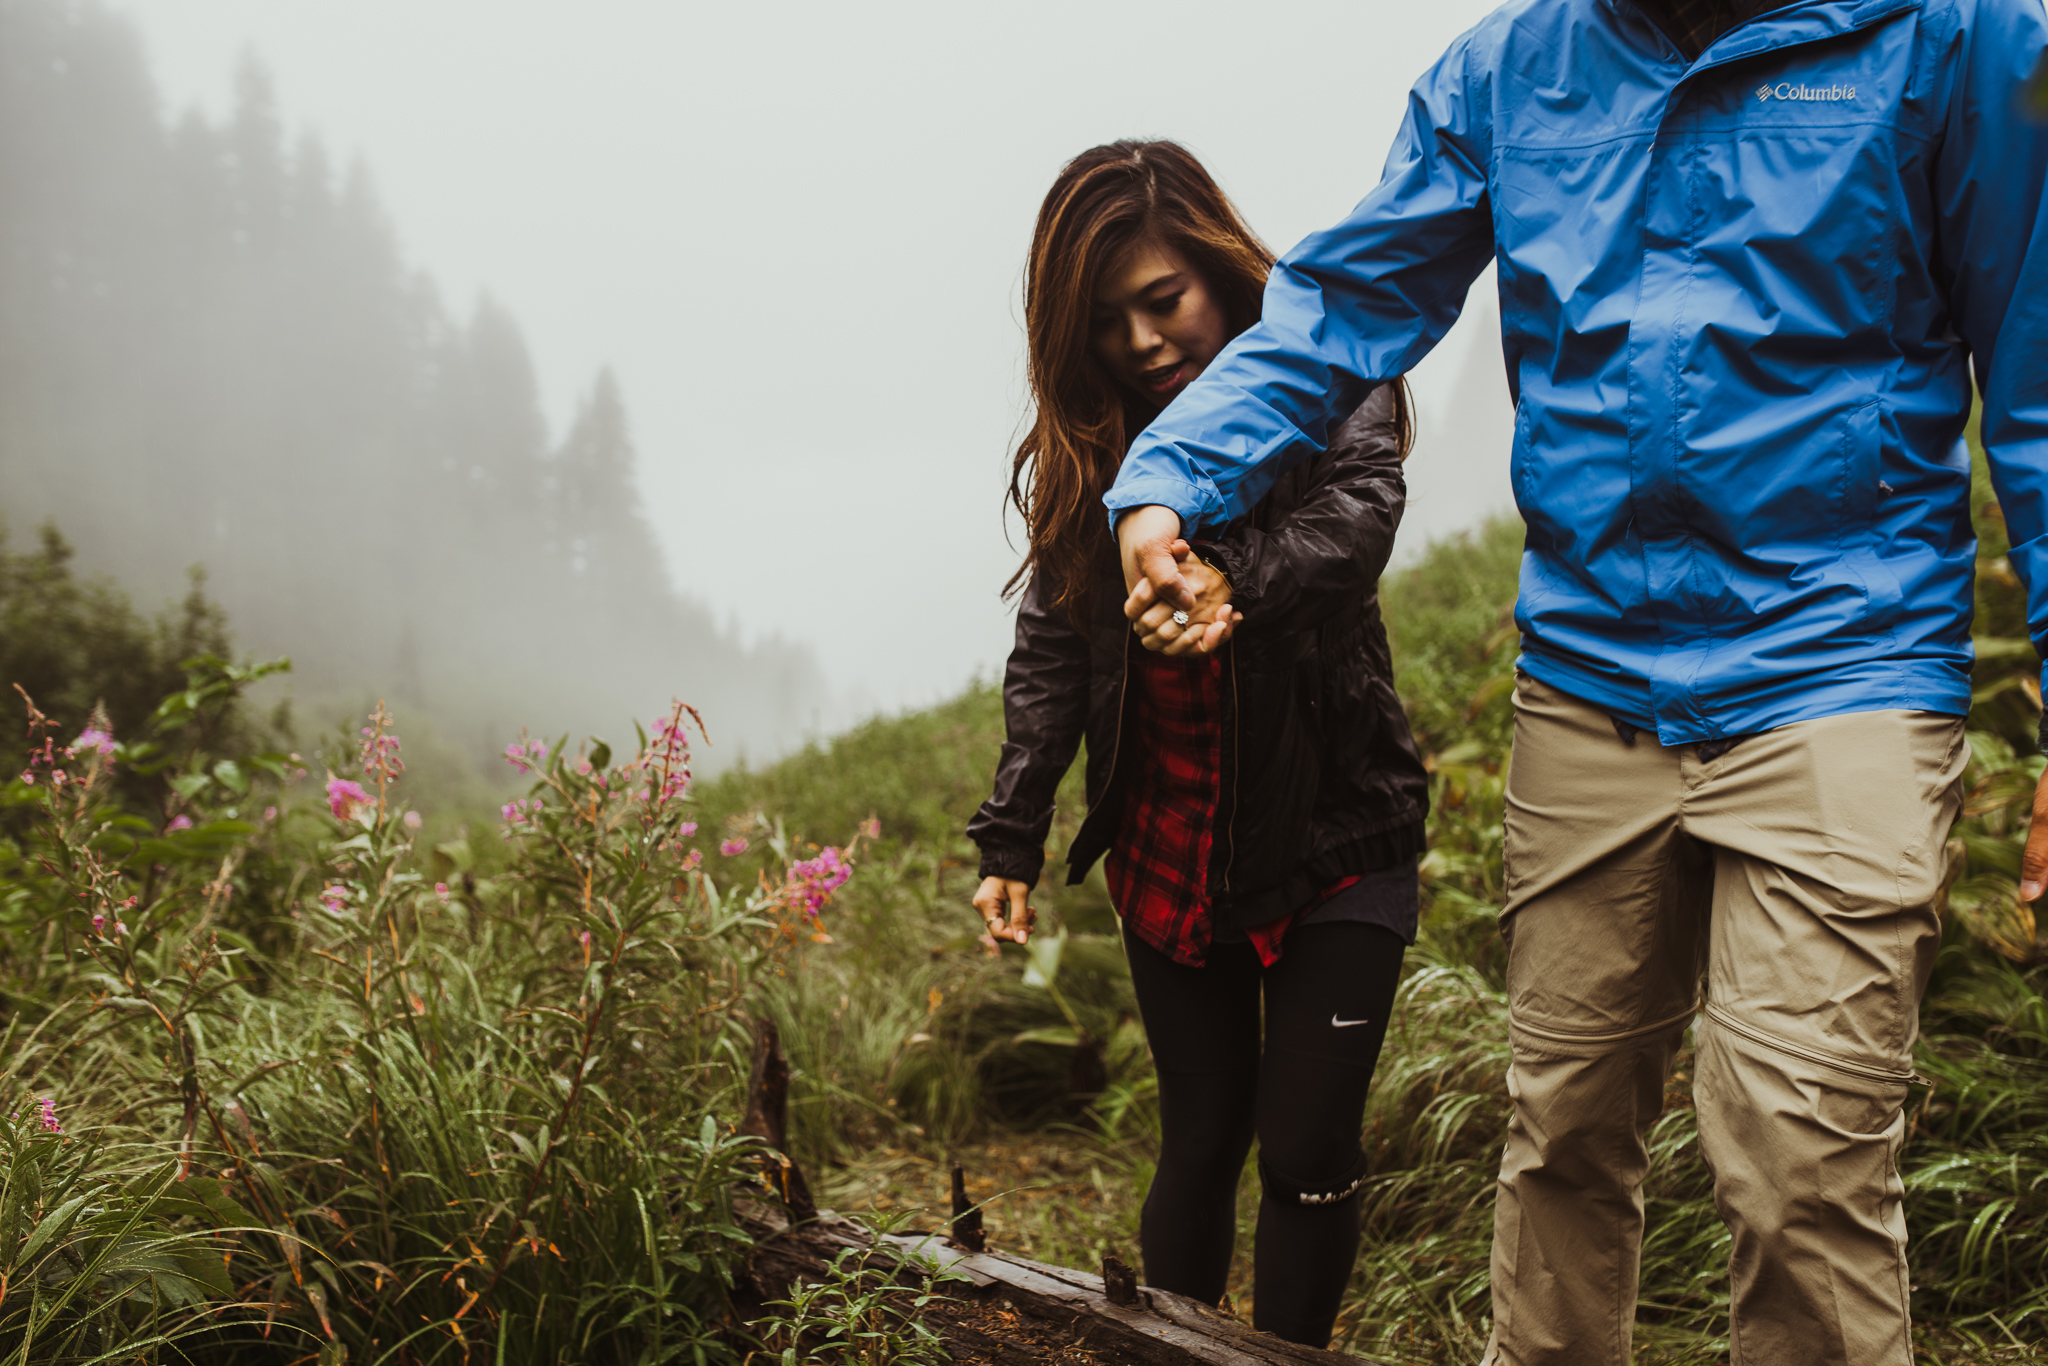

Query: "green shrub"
(2, 669), (871, 1362)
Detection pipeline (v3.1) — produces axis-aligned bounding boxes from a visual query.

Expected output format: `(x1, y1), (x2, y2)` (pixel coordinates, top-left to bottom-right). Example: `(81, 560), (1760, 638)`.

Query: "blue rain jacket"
(1106, 0), (2048, 744)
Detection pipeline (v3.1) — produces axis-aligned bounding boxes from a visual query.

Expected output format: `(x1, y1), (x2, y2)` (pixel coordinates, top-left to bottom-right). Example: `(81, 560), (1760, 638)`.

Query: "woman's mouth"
(1138, 361), (1185, 394)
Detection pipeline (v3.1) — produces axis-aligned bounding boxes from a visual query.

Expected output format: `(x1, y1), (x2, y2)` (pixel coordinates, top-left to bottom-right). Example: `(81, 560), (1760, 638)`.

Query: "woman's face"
(1089, 237), (1229, 408)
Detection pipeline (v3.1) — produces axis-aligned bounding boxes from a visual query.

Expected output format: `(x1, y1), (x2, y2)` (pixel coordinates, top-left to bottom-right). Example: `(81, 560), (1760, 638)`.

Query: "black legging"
(1124, 919), (1406, 1348)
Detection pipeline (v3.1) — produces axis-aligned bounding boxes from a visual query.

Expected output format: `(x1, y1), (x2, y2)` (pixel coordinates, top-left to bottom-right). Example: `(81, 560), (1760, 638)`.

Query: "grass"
(4, 471), (2048, 1362)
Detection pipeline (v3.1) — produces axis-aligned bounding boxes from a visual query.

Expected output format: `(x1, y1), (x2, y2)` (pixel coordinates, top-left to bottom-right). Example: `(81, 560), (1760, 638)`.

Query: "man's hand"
(972, 875), (1036, 945)
(1117, 504), (1192, 607)
(2021, 769), (2048, 902)
(1126, 550), (1241, 654)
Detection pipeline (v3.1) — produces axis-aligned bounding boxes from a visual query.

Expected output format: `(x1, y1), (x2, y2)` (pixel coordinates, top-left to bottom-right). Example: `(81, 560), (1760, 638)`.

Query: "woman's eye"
(1150, 292), (1184, 316)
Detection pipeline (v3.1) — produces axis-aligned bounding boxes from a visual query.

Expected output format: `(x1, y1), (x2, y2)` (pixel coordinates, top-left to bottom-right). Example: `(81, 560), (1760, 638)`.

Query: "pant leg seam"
(1509, 1001), (1699, 1048)
(1701, 1002), (1917, 1085)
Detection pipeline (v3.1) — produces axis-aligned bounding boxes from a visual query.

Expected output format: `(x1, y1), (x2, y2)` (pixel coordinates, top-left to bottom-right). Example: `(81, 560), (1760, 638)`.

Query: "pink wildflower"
(67, 727), (115, 760)
(503, 739), (548, 774)
(858, 817), (882, 840)
(358, 705), (404, 785)
(577, 929), (592, 955)
(318, 884), (350, 915)
(680, 849), (703, 871)
(166, 815), (193, 832)
(646, 705), (696, 805)
(36, 1098), (60, 1134)
(402, 810), (423, 830)
(785, 846), (854, 919)
(263, 806), (277, 822)
(678, 821), (698, 837)
(501, 798), (541, 826)
(327, 777), (372, 822)
(434, 882), (451, 902)
(112, 922), (126, 938)
(91, 914), (104, 935)
(720, 837), (749, 857)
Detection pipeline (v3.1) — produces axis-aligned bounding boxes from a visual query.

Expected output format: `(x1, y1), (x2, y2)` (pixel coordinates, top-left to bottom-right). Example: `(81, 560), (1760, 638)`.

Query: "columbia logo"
(1755, 80), (1857, 102)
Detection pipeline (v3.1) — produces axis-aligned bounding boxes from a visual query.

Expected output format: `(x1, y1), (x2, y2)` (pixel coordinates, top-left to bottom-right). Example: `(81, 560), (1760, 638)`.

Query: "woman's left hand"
(1126, 542), (1240, 654)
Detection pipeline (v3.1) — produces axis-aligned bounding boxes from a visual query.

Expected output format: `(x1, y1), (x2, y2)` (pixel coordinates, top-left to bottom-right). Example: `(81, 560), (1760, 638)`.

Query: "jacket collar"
(1604, 0), (1920, 63)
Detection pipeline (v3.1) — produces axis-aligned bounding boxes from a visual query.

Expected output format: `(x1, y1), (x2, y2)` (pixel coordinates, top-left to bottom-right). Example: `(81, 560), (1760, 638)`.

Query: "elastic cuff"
(976, 847), (1043, 885)
(1257, 1149), (1369, 1207)
(1102, 474), (1214, 533)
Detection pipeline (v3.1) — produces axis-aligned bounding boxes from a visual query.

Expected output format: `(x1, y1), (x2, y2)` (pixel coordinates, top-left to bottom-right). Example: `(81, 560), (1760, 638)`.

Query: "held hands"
(2021, 769), (2048, 903)
(973, 875), (1036, 945)
(1116, 504), (1239, 654)
(1126, 545), (1239, 654)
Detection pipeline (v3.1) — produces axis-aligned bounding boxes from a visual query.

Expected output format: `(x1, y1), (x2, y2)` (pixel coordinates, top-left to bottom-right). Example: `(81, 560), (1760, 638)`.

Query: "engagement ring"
(1171, 610), (1190, 626)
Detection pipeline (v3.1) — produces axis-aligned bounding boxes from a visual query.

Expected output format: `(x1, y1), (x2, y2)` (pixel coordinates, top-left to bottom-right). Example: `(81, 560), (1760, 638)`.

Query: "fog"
(6, 0), (1516, 755)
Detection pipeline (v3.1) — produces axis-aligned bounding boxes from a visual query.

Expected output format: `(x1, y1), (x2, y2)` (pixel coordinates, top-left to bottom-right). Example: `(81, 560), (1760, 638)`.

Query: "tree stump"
(737, 1017), (815, 1221)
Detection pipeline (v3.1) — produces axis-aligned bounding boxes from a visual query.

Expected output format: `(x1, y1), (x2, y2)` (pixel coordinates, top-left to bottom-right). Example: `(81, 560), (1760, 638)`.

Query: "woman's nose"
(1126, 312), (1162, 354)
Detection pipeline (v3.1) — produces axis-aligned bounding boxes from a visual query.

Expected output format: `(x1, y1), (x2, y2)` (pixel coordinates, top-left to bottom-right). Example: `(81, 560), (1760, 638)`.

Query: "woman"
(965, 140), (1430, 1348)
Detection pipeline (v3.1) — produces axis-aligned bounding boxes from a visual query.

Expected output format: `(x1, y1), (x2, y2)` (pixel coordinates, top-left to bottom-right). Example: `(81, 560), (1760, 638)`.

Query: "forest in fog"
(0, 0), (829, 766)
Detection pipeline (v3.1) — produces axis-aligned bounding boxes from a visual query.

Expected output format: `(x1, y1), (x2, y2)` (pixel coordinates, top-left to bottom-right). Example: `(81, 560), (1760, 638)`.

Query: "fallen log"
(739, 1200), (1382, 1366)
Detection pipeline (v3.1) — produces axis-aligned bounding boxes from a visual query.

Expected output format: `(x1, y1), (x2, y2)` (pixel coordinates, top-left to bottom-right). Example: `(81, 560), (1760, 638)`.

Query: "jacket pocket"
(1840, 398), (1904, 636)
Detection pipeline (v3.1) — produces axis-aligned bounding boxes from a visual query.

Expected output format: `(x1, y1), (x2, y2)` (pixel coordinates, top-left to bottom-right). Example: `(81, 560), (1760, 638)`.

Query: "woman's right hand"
(973, 876), (1036, 945)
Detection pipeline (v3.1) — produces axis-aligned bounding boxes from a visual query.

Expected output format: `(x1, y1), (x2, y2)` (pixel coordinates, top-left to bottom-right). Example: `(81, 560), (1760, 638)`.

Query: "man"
(1106, 0), (2048, 1362)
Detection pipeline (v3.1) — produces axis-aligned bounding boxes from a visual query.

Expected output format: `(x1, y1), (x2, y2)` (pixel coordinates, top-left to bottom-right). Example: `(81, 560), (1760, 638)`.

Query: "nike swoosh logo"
(1330, 1014), (1372, 1029)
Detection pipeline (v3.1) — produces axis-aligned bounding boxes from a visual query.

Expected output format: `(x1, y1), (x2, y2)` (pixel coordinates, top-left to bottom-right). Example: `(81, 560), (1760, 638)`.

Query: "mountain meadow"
(4, 2), (2046, 1362)
(3, 431), (2045, 1362)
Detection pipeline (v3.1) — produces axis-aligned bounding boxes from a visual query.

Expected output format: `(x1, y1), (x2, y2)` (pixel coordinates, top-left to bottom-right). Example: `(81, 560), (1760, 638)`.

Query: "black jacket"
(967, 384), (1430, 935)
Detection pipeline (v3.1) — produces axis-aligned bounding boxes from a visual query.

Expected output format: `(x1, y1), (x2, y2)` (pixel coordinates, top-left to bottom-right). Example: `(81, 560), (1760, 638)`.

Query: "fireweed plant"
(1, 669), (871, 1364)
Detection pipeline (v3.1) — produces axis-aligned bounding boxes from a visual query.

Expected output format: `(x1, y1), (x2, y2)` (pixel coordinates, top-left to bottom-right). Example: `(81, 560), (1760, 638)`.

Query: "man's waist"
(1515, 639), (1971, 747)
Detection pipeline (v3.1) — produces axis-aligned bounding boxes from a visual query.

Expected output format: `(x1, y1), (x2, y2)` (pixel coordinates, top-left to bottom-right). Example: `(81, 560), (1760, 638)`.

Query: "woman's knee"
(1256, 1146), (1370, 1209)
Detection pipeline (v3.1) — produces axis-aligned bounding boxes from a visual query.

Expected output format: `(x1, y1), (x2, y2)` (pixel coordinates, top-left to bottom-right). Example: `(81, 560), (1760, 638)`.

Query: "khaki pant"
(1482, 675), (1966, 1366)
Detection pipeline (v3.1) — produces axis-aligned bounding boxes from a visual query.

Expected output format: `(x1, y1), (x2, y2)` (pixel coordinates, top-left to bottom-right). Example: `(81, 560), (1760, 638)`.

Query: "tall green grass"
(7, 476), (2048, 1364)
(0, 682), (826, 1363)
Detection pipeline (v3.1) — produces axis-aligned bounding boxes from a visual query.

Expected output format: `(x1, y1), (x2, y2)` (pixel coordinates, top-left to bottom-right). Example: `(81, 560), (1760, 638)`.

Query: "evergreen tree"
(0, 0), (829, 762)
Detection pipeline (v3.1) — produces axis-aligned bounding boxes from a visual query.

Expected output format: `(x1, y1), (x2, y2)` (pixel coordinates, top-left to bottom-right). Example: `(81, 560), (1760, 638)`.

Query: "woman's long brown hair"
(1007, 139), (1412, 622)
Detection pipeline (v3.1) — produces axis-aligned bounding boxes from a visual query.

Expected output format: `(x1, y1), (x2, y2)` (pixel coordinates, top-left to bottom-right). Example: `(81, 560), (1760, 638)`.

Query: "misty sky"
(117, 0), (1517, 718)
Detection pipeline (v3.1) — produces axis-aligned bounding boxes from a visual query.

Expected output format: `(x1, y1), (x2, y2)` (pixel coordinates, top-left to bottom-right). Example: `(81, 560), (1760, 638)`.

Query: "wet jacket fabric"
(969, 385), (1430, 935)
(1105, 0), (2048, 746)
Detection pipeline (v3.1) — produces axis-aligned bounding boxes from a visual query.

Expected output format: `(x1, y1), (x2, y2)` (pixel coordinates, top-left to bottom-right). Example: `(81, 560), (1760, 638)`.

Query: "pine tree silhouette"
(0, 0), (828, 763)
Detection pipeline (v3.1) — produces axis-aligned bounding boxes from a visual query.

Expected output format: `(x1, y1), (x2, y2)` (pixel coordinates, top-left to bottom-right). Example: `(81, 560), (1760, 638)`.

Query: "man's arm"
(1939, 0), (2048, 897)
(1107, 24), (1498, 602)
(1189, 385), (1409, 638)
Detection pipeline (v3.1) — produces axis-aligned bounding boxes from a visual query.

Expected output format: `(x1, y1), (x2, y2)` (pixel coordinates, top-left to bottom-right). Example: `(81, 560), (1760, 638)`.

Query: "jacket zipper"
(1219, 646), (1242, 894)
(1096, 631), (1133, 812)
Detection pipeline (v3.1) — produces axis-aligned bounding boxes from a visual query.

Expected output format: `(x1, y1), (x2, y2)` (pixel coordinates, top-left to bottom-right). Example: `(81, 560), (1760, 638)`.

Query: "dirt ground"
(923, 1297), (1107, 1366)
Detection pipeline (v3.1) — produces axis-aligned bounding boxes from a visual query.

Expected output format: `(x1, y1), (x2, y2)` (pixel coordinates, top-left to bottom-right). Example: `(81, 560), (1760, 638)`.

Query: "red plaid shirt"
(1104, 651), (1357, 968)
